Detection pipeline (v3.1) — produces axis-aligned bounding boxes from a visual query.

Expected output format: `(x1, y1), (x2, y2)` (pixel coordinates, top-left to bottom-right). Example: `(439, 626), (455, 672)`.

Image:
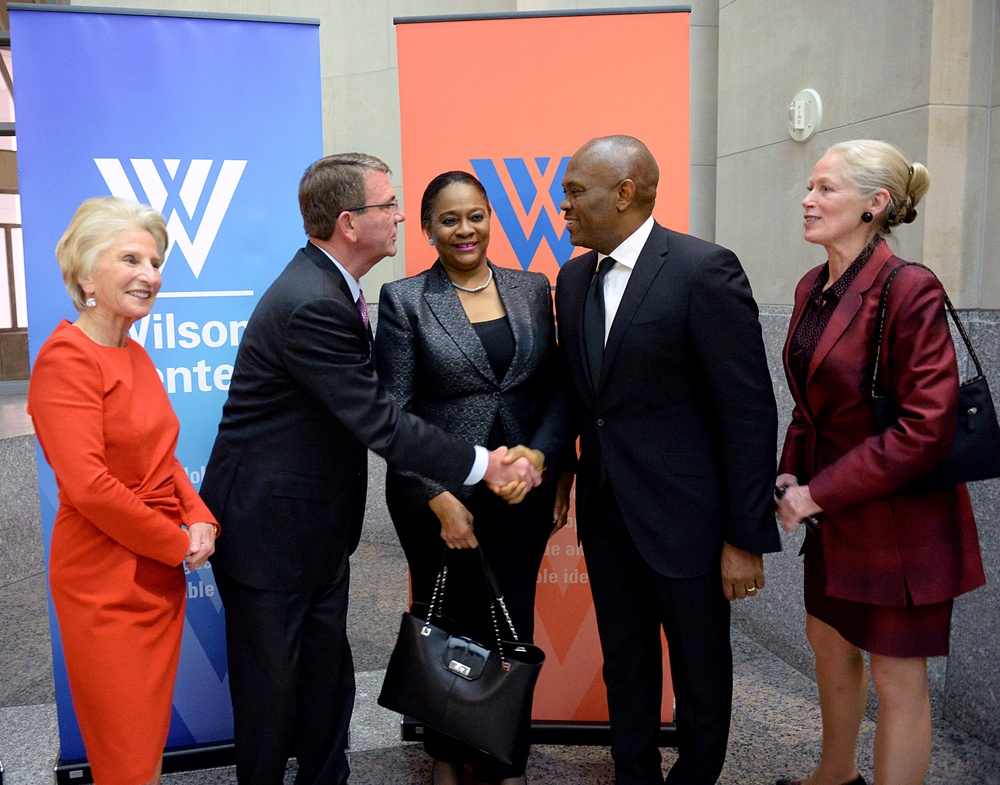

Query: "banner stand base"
(402, 717), (678, 747)
(55, 742), (235, 785)
(54, 719), (678, 784)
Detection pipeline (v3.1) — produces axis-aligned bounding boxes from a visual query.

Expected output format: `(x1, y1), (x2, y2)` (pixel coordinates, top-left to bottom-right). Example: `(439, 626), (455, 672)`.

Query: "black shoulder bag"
(870, 262), (1000, 488)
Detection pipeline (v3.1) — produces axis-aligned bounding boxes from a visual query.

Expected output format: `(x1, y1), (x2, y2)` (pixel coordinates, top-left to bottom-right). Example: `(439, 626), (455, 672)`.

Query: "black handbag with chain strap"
(377, 546), (545, 765)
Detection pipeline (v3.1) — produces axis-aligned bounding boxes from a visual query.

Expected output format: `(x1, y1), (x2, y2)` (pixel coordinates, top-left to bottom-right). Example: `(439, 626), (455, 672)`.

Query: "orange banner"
(531, 482), (674, 723)
(396, 9), (689, 725)
(396, 10), (690, 280)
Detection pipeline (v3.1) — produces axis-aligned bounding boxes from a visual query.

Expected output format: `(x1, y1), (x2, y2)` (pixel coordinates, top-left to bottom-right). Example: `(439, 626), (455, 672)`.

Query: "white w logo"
(94, 158), (247, 278)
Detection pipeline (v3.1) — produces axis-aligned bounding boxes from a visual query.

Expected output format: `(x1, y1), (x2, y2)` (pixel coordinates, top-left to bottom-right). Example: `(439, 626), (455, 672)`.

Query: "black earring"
(861, 211), (873, 223)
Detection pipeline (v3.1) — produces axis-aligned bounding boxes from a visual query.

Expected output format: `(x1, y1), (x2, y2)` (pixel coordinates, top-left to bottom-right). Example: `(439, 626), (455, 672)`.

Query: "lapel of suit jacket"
(597, 222), (669, 391)
(783, 266), (821, 414)
(304, 241), (357, 305)
(494, 264), (531, 389)
(423, 261), (496, 384)
(303, 242), (374, 356)
(560, 251), (600, 398)
(807, 240), (896, 387)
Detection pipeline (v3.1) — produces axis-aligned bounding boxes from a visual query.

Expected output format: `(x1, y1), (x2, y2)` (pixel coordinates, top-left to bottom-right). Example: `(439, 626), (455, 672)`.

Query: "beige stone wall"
(985, 12), (1000, 306)
(716, 0), (998, 308)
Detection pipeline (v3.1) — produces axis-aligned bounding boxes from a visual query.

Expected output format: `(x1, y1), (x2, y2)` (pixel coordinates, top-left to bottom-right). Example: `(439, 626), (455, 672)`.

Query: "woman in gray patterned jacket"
(376, 170), (573, 785)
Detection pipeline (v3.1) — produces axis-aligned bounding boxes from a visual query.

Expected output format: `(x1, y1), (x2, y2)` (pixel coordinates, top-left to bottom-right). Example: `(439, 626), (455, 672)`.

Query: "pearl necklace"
(450, 267), (493, 293)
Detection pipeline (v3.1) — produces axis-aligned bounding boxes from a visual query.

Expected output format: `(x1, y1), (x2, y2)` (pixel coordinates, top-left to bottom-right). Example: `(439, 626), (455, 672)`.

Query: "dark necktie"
(356, 289), (369, 329)
(357, 290), (374, 351)
(584, 256), (616, 387)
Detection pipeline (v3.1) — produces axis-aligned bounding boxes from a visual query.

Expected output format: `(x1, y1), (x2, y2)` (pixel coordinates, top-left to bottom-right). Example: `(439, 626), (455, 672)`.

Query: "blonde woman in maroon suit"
(774, 140), (984, 785)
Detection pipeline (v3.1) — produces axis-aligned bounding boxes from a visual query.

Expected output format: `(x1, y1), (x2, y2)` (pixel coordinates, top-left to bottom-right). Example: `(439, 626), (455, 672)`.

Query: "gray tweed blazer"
(375, 260), (573, 507)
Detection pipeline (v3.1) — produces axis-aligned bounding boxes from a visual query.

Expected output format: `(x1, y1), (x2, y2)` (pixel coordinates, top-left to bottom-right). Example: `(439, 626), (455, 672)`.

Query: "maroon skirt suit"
(779, 241), (984, 657)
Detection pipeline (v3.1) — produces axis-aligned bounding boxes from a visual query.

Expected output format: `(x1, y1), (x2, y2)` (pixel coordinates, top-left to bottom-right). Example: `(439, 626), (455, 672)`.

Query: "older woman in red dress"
(28, 197), (218, 785)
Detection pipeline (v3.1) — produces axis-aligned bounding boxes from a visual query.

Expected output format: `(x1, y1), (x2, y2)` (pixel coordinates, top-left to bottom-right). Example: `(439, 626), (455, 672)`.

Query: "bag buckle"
(442, 636), (488, 680)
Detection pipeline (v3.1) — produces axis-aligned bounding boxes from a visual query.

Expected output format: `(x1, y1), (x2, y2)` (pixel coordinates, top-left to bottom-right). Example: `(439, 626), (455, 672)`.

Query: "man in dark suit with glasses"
(201, 153), (540, 785)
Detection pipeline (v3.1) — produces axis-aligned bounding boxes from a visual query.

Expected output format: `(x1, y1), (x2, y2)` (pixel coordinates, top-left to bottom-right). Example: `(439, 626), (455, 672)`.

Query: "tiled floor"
(0, 543), (1000, 785)
(4, 540), (1000, 784)
(3, 393), (1000, 784)
(0, 393), (33, 439)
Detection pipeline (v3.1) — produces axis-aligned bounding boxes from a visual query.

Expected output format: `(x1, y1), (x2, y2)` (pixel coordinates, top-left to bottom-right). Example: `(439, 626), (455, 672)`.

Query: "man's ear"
(335, 210), (358, 243)
(615, 179), (636, 212)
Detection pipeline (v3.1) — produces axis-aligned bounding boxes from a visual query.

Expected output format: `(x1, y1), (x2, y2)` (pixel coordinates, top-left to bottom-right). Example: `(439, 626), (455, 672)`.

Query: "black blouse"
(789, 243), (877, 392)
(472, 316), (515, 450)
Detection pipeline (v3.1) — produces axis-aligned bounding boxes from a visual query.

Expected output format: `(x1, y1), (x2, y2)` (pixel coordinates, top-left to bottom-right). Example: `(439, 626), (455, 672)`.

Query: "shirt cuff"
(464, 445), (488, 485)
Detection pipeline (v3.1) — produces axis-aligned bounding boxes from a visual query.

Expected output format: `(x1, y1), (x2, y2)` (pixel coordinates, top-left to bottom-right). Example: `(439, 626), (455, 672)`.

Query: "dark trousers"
(581, 482), (733, 785)
(216, 558), (354, 785)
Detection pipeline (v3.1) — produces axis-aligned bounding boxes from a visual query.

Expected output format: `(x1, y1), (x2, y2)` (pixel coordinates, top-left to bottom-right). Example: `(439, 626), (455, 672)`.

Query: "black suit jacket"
(555, 222), (780, 577)
(375, 260), (572, 509)
(201, 242), (476, 592)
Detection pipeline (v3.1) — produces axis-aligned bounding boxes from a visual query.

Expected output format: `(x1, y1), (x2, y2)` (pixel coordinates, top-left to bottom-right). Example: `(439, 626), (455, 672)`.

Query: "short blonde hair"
(828, 140), (930, 239)
(56, 197), (168, 311)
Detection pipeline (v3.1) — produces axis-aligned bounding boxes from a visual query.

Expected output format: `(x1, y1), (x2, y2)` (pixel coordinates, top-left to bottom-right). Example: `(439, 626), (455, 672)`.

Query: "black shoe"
(774, 776), (866, 785)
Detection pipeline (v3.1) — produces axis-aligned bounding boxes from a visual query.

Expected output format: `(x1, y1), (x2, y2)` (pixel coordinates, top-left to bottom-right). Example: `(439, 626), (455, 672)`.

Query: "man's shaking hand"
(484, 445), (544, 504)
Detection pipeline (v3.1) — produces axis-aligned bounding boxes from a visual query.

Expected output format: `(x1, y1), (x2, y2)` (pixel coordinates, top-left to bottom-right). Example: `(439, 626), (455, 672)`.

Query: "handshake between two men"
(484, 444), (546, 504)
(429, 444), (554, 551)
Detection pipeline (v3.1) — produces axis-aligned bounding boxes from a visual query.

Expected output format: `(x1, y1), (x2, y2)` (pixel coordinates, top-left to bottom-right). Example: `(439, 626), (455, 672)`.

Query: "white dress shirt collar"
(594, 216), (655, 343)
(310, 240), (362, 304)
(597, 215), (655, 271)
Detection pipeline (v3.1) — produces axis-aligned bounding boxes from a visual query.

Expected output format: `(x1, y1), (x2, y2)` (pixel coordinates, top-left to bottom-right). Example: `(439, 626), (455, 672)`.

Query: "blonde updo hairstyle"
(56, 197), (168, 311)
(828, 139), (931, 237)
(827, 140), (929, 240)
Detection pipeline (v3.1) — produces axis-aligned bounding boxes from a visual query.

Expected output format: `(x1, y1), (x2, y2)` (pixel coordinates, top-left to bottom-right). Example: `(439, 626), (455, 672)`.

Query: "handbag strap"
(425, 546), (523, 670)
(870, 261), (983, 400)
(426, 558), (449, 622)
(475, 547), (524, 671)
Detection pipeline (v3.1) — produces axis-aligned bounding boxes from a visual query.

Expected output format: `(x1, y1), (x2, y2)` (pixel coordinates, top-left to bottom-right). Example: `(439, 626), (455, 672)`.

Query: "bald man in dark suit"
(554, 136), (780, 785)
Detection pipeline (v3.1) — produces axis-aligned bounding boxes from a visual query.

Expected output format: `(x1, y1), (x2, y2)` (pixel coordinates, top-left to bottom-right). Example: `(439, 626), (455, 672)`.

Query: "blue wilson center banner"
(11, 7), (322, 759)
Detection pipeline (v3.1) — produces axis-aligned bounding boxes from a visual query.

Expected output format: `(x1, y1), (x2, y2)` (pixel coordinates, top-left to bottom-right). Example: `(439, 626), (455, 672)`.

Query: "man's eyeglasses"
(344, 199), (399, 213)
